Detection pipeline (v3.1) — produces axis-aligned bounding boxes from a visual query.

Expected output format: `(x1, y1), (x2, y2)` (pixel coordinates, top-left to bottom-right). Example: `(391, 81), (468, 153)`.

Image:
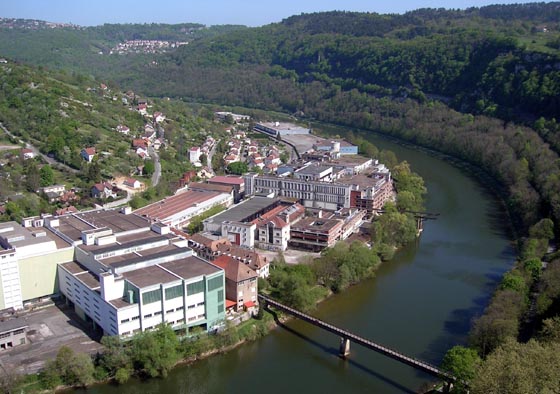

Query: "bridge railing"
(258, 294), (457, 382)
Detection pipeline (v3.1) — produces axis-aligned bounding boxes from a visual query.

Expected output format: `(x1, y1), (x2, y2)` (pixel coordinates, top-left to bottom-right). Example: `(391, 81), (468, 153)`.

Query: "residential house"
(55, 206), (78, 216)
(143, 129), (157, 142)
(152, 139), (162, 150)
(81, 147), (96, 162)
(40, 184), (66, 203)
(224, 154), (238, 165)
(91, 182), (118, 199)
(265, 153), (281, 166)
(123, 178), (142, 189)
(154, 112), (165, 123)
(187, 234), (231, 261)
(21, 148), (35, 160)
(137, 103), (147, 115)
(213, 255), (258, 313)
(189, 147), (201, 164)
(177, 171), (197, 189)
(197, 167), (213, 179)
(132, 139), (147, 149)
(116, 125), (130, 135)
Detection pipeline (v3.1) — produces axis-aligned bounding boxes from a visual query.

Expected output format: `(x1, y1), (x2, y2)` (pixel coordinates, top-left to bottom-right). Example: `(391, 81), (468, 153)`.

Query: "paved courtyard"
(258, 248), (320, 265)
(0, 302), (103, 374)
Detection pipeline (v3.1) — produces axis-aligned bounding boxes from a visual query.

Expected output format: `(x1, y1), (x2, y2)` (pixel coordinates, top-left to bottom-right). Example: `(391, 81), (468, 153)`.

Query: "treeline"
(147, 5), (560, 122)
(2, 318), (272, 393)
(441, 218), (560, 393)
(3, 5), (560, 124)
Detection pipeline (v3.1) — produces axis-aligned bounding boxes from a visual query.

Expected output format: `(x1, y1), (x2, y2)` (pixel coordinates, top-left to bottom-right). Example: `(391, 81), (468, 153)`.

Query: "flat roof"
(0, 221), (56, 250)
(55, 210), (150, 241)
(312, 137), (356, 147)
(60, 260), (88, 275)
(101, 244), (187, 269)
(55, 215), (96, 241)
(77, 210), (150, 233)
(189, 182), (232, 194)
(338, 174), (386, 189)
(295, 165), (333, 175)
(330, 155), (372, 166)
(160, 255), (222, 280)
(135, 190), (223, 221)
(60, 261), (100, 290)
(256, 122), (310, 133)
(123, 265), (181, 288)
(291, 217), (342, 232)
(79, 234), (169, 255)
(0, 318), (29, 334)
(205, 196), (279, 224)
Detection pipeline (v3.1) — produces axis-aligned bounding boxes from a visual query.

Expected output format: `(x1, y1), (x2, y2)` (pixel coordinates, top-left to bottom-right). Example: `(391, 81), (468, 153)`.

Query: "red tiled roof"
(225, 299), (237, 309)
(208, 176), (244, 185)
(83, 147), (96, 155)
(213, 255), (258, 282)
(132, 139), (146, 148)
(244, 301), (256, 308)
(135, 190), (222, 221)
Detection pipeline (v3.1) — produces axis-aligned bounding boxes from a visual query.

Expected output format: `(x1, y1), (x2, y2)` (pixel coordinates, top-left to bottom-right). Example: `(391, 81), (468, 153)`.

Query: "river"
(72, 131), (515, 394)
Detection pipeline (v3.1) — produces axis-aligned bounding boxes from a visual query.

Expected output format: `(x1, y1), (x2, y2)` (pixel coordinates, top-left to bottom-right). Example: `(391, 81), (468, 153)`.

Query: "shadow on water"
(268, 309), (416, 394)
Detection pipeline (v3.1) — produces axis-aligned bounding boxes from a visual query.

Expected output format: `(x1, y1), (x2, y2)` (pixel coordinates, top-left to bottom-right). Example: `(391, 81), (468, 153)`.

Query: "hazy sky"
(2, 0), (547, 27)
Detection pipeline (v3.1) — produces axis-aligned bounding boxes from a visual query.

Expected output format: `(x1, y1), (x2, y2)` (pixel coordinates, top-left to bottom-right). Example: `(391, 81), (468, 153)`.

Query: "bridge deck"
(259, 294), (455, 382)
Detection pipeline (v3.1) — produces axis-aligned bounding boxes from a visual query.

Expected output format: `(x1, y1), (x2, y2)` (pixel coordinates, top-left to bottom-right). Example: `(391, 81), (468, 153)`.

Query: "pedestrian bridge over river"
(259, 294), (457, 385)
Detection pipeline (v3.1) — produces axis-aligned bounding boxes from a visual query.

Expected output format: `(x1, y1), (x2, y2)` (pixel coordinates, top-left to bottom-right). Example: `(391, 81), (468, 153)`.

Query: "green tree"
(87, 161), (101, 183)
(131, 324), (179, 378)
(441, 345), (481, 393)
(523, 257), (542, 281)
(39, 164), (54, 187)
(143, 160), (155, 176)
(25, 162), (40, 192)
(372, 203), (417, 247)
(472, 339), (560, 394)
(528, 218), (555, 240)
(226, 161), (248, 175)
(499, 271), (527, 294)
(99, 336), (132, 380)
(539, 316), (560, 343)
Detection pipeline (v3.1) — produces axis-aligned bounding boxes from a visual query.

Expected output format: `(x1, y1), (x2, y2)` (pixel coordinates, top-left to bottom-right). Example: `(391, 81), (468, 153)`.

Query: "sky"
(2, 0), (548, 27)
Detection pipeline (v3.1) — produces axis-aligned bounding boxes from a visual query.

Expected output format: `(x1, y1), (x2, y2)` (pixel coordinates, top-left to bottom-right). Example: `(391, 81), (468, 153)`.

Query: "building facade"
(52, 210), (226, 337)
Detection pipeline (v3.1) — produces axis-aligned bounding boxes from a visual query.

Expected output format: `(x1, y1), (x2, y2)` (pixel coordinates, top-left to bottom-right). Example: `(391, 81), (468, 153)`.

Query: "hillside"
(0, 60), (229, 221)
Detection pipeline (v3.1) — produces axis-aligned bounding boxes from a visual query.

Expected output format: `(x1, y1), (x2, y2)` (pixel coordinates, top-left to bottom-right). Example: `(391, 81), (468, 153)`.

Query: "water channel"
(73, 131), (515, 394)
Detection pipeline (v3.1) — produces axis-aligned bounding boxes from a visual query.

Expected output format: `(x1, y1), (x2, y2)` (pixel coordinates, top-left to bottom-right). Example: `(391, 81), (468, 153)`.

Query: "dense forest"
(2, 3), (560, 392)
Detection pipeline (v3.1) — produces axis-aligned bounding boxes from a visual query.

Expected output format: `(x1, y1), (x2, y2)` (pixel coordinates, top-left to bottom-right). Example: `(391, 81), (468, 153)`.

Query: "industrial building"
(254, 122), (310, 138)
(0, 220), (73, 311)
(46, 209), (226, 337)
(134, 189), (233, 229)
(243, 164), (392, 214)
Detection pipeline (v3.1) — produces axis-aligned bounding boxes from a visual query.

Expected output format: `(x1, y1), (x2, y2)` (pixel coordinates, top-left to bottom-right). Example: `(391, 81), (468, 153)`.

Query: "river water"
(73, 131), (515, 394)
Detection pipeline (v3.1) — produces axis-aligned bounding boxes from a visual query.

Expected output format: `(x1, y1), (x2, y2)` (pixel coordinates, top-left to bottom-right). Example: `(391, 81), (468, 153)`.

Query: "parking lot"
(0, 302), (103, 374)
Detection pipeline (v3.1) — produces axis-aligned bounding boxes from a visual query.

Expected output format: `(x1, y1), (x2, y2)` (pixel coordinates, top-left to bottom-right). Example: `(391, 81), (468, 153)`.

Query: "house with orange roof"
(21, 148), (35, 160)
(213, 255), (258, 313)
(81, 147), (96, 162)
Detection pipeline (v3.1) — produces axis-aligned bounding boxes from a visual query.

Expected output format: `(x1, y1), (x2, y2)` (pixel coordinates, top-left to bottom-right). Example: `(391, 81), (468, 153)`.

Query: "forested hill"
(147, 4), (560, 124)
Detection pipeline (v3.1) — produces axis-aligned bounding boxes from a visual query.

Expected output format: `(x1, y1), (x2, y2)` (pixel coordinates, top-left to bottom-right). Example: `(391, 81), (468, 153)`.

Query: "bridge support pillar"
(339, 337), (350, 359)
